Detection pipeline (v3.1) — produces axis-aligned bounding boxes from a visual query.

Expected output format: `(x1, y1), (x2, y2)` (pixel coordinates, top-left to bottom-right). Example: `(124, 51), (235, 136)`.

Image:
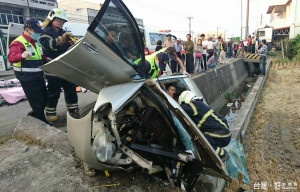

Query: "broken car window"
(92, 1), (142, 64)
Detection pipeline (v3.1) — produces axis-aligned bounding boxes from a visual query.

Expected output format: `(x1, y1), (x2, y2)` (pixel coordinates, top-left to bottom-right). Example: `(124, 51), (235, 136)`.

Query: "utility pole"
(241, 0), (243, 39)
(245, 0), (250, 39)
(260, 13), (262, 26)
(187, 16), (193, 34)
(27, 0), (31, 18)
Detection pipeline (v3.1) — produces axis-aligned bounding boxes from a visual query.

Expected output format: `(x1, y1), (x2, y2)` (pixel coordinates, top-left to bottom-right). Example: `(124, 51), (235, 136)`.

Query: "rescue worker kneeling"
(178, 91), (231, 161)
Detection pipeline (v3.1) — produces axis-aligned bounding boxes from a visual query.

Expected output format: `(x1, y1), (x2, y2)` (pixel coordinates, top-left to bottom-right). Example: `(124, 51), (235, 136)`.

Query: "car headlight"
(92, 120), (116, 162)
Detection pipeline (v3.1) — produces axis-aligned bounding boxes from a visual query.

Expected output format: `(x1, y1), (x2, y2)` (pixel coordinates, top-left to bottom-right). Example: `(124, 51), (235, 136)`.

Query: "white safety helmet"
(42, 8), (68, 28)
(178, 90), (200, 105)
(48, 8), (68, 22)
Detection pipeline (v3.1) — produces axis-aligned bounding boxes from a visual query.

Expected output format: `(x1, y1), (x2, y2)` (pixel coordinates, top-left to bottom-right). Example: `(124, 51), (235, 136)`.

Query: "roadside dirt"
(0, 139), (182, 192)
(240, 62), (300, 191)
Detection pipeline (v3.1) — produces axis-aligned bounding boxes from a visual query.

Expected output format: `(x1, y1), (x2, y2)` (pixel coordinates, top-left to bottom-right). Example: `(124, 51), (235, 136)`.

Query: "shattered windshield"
(92, 1), (142, 65)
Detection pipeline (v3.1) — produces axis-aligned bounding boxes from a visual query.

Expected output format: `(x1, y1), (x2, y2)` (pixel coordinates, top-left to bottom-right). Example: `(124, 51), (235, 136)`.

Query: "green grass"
(273, 57), (292, 64)
(225, 92), (234, 101)
(0, 136), (12, 146)
(267, 51), (278, 57)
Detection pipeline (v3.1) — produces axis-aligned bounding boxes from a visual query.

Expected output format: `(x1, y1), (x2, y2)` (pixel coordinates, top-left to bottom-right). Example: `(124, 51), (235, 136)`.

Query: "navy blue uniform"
(181, 100), (231, 157)
(39, 26), (78, 116)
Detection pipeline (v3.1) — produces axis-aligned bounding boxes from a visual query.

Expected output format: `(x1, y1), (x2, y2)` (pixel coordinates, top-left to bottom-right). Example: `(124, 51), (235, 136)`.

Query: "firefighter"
(39, 8), (78, 122)
(7, 19), (49, 124)
(178, 91), (231, 160)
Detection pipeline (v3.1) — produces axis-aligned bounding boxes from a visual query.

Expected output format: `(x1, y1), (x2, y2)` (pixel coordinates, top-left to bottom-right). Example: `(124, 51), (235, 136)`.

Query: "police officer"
(39, 8), (78, 122)
(178, 91), (231, 160)
(142, 47), (189, 78)
(8, 19), (49, 124)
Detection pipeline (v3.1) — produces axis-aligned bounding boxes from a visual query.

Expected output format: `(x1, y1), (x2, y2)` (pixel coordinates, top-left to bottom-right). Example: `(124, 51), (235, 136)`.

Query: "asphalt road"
(0, 90), (98, 139)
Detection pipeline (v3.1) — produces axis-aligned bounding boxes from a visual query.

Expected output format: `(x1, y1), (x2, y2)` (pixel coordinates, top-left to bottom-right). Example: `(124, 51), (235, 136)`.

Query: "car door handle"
(83, 42), (99, 55)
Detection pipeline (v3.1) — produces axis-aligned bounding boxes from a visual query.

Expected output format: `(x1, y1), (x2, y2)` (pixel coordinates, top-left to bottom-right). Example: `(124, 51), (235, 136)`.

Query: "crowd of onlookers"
(156, 33), (267, 76)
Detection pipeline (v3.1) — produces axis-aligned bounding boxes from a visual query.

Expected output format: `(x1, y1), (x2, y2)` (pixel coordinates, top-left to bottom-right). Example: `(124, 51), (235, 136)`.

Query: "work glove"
(185, 150), (195, 161)
(183, 71), (191, 77)
(21, 51), (32, 59)
(56, 32), (74, 46)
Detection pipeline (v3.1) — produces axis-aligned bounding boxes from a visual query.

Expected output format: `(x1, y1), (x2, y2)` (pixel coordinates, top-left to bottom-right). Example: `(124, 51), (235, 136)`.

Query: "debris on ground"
(0, 78), (26, 105)
(0, 117), (182, 192)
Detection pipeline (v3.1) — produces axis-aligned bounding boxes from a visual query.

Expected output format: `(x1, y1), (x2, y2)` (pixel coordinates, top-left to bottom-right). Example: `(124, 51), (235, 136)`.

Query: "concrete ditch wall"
(192, 59), (249, 111)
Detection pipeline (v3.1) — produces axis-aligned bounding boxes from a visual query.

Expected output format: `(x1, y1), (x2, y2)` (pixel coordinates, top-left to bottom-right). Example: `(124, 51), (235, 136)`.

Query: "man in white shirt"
(207, 37), (215, 60)
(200, 34), (208, 71)
(243, 39), (248, 52)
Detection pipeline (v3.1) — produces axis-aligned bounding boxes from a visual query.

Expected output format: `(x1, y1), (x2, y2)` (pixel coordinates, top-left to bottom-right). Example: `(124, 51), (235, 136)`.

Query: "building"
(0, 0), (57, 26)
(58, 0), (144, 27)
(58, 0), (101, 24)
(267, 0), (300, 39)
(0, 0), (57, 70)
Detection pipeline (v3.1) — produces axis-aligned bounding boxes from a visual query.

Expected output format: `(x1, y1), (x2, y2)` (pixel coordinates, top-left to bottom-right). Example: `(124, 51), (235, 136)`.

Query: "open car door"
(41, 0), (145, 93)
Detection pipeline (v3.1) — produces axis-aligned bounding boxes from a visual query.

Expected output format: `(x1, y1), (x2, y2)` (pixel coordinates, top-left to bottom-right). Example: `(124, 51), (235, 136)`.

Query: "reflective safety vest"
(180, 100), (231, 139)
(146, 53), (160, 78)
(11, 35), (44, 81)
(145, 48), (167, 78)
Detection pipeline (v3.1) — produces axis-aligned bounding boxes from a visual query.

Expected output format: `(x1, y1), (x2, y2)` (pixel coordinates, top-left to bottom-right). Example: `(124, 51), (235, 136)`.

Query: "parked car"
(41, 0), (229, 190)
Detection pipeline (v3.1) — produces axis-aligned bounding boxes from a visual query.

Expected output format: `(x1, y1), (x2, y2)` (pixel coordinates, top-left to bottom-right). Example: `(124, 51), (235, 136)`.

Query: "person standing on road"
(207, 37), (215, 60)
(39, 8), (78, 122)
(163, 34), (177, 73)
(214, 36), (221, 61)
(163, 34), (175, 48)
(200, 34), (208, 71)
(194, 39), (203, 73)
(258, 39), (267, 77)
(251, 36), (256, 54)
(183, 34), (194, 74)
(247, 35), (252, 53)
(175, 39), (182, 72)
(255, 36), (262, 54)
(8, 19), (49, 124)
(218, 38), (226, 64)
(237, 40), (245, 57)
(227, 38), (233, 58)
(178, 90), (231, 160)
(233, 40), (239, 58)
(155, 40), (163, 52)
(243, 39), (248, 53)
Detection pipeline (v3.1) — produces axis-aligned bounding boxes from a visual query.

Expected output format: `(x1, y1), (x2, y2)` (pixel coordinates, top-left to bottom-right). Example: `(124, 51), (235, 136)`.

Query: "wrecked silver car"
(41, 0), (229, 190)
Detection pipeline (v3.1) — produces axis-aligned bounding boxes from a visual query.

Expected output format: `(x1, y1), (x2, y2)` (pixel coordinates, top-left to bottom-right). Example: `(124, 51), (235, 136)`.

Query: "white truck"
(256, 27), (274, 50)
(143, 30), (176, 55)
